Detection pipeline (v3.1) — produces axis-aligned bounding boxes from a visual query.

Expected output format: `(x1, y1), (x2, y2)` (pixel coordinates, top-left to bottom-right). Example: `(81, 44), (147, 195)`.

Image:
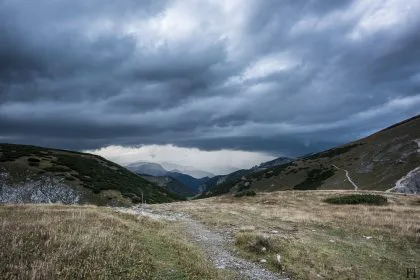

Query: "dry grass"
(150, 190), (420, 280)
(0, 204), (228, 280)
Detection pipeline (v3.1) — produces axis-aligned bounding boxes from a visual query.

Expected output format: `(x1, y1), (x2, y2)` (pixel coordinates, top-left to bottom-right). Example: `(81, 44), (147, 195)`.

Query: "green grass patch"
(324, 194), (388, 205)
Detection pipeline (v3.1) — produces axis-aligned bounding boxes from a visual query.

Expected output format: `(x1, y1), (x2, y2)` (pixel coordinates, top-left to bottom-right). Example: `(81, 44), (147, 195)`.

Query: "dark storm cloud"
(1, 0), (420, 157)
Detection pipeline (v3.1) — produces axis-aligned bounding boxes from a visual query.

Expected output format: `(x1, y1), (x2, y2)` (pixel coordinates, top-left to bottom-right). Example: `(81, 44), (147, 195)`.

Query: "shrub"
(324, 194), (388, 206)
(65, 176), (76, 181)
(294, 168), (335, 190)
(234, 190), (256, 197)
(236, 232), (271, 253)
(27, 157), (41, 163)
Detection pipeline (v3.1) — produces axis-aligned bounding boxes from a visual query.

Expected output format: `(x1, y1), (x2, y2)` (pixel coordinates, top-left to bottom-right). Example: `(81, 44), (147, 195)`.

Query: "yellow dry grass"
(0, 204), (229, 280)
(150, 190), (420, 280)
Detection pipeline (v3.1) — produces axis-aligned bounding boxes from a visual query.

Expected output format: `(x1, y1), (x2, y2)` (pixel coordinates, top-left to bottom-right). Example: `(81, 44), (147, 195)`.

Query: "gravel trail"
(332, 164), (359, 190)
(116, 206), (289, 280)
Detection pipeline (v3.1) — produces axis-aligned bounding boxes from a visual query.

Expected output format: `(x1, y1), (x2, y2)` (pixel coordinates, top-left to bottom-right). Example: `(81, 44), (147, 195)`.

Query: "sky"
(1, 0), (420, 174)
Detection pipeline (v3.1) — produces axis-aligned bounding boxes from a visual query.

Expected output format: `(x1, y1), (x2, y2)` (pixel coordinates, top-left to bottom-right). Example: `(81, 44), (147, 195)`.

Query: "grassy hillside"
(0, 205), (231, 279)
(201, 114), (420, 196)
(0, 143), (183, 205)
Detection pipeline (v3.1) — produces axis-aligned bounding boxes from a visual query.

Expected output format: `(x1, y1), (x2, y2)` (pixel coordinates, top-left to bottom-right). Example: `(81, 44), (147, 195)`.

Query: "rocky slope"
(0, 144), (182, 205)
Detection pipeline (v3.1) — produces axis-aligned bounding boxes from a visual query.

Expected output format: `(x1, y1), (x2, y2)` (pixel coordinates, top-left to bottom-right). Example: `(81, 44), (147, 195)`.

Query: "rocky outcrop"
(390, 167), (420, 194)
(0, 172), (80, 204)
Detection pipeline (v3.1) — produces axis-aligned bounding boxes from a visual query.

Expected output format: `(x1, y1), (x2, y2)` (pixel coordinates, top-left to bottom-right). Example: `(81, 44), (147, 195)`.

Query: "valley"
(0, 115), (419, 280)
(2, 1), (420, 279)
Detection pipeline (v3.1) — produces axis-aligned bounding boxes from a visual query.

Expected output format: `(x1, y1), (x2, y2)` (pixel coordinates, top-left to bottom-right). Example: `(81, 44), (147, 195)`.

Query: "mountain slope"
(198, 156), (293, 197)
(166, 172), (209, 194)
(0, 144), (182, 205)
(202, 114), (420, 196)
(140, 174), (198, 197)
(254, 156), (292, 170)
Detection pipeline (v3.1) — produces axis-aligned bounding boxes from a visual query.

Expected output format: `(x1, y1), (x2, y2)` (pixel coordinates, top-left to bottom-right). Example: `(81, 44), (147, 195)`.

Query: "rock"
(271, 230), (279, 234)
(276, 254), (281, 265)
(329, 239), (335, 243)
(244, 181), (250, 187)
(260, 259), (267, 263)
(261, 247), (267, 252)
(363, 235), (373, 240)
(275, 254), (283, 270)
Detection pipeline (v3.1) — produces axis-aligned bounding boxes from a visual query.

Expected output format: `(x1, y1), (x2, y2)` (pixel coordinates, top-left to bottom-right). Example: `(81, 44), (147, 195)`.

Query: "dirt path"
(116, 206), (289, 280)
(332, 164), (359, 190)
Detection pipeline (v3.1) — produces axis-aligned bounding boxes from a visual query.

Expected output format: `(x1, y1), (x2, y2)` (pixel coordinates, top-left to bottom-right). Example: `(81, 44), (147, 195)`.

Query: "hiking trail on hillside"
(332, 164), (359, 190)
(116, 206), (289, 280)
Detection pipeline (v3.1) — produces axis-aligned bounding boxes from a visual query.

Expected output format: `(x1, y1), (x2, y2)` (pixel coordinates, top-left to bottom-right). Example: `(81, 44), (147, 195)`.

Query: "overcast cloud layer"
(1, 0), (420, 171)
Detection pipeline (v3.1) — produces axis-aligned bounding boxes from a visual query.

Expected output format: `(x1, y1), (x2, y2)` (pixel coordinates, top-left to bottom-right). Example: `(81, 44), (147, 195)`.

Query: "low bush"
(234, 190), (256, 197)
(324, 194), (388, 205)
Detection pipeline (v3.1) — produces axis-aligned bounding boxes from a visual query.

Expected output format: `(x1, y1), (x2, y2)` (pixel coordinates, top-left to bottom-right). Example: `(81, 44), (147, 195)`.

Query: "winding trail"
(332, 164), (359, 190)
(116, 206), (288, 280)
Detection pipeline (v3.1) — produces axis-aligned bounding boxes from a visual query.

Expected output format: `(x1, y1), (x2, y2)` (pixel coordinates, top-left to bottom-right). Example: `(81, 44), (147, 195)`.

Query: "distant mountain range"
(201, 114), (420, 197)
(126, 161), (214, 178)
(126, 162), (211, 195)
(127, 157), (294, 196)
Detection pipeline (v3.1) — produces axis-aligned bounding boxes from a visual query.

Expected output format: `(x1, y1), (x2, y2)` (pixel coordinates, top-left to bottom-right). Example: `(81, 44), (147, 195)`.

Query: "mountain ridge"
(201, 114), (420, 197)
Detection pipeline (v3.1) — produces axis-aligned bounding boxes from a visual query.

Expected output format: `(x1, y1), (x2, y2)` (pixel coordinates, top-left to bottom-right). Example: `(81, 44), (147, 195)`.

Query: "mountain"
(0, 144), (183, 205)
(127, 161), (213, 194)
(201, 114), (420, 196)
(139, 175), (196, 197)
(160, 162), (215, 178)
(198, 156), (293, 196)
(126, 162), (168, 176)
(166, 172), (210, 194)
